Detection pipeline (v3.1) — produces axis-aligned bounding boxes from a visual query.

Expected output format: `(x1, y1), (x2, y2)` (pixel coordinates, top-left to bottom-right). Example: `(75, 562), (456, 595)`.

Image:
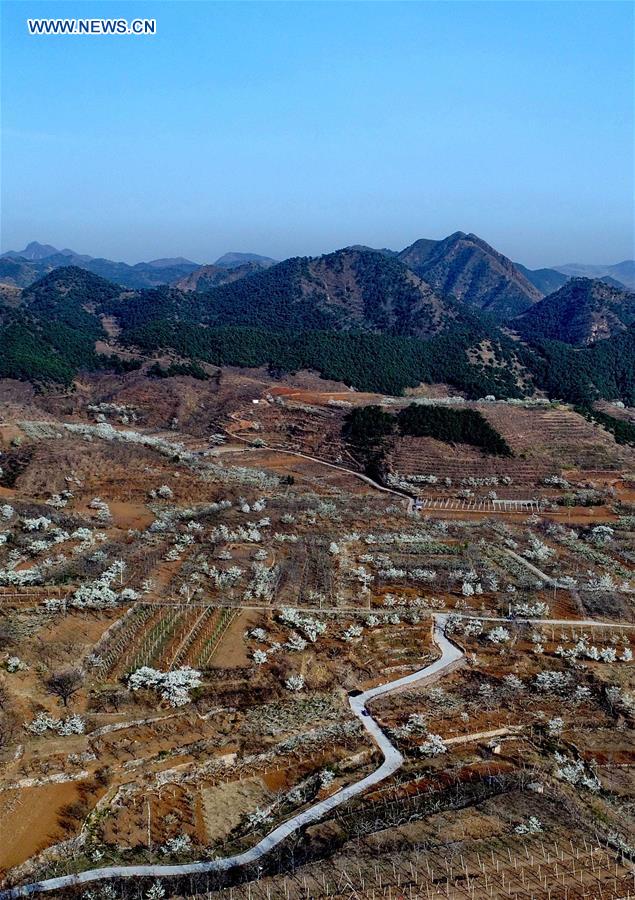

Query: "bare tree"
(45, 669), (83, 707)
(0, 620), (16, 652)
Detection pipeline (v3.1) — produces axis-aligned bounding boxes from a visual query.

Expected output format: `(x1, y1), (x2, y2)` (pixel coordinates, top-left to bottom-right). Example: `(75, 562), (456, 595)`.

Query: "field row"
(97, 604), (239, 677)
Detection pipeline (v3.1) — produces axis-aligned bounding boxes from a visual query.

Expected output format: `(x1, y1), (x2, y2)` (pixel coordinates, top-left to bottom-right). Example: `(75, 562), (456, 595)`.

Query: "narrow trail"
(1, 615), (461, 899)
(504, 548), (556, 586)
(220, 419), (414, 511)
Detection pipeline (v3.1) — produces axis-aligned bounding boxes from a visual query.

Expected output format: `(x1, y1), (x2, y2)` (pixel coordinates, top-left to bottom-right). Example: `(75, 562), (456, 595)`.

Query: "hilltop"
(515, 277), (635, 346)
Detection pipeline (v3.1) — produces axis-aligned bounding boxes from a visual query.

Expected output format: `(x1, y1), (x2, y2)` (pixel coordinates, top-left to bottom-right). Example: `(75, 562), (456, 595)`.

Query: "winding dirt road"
(1, 616), (460, 898)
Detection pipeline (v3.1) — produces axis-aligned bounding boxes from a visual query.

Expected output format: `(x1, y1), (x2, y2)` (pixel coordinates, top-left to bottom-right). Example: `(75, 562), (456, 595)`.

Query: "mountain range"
(0, 243), (276, 291)
(553, 260), (635, 290)
(0, 235), (633, 405)
(2, 239), (633, 295)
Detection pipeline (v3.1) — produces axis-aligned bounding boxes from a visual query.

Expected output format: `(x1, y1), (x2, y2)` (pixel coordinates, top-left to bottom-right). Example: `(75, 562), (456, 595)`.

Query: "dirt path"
(220, 421), (414, 511)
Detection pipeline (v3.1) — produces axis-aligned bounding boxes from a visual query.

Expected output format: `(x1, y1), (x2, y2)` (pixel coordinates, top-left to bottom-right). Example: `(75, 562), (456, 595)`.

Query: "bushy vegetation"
(397, 404), (512, 456)
(120, 318), (530, 399)
(148, 360), (210, 380)
(342, 403), (511, 484)
(527, 327), (635, 406)
(342, 405), (396, 482)
(574, 406), (635, 446)
(344, 406), (395, 446)
(0, 316), (140, 385)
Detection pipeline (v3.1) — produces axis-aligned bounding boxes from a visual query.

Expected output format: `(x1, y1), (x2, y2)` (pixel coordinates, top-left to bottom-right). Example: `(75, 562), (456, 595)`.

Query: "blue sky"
(1, 1), (633, 267)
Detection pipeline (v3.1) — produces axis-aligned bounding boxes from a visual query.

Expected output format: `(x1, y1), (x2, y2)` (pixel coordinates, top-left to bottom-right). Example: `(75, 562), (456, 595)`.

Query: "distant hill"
(399, 232), (543, 318)
(554, 260), (634, 290)
(145, 257), (198, 269)
(2, 241), (94, 263)
(2, 241), (77, 261)
(515, 277), (635, 346)
(176, 261), (266, 292)
(0, 250), (199, 290)
(515, 263), (568, 295)
(84, 257), (200, 288)
(213, 252), (277, 269)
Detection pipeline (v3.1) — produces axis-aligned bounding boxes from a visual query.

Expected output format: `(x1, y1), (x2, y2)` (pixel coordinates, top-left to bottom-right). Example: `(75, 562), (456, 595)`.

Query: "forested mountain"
(0, 268), (131, 384)
(398, 231), (543, 318)
(527, 324), (635, 405)
(1, 263), (532, 397)
(2, 244), (635, 407)
(0, 257), (47, 288)
(515, 277), (635, 346)
(21, 266), (121, 312)
(162, 248), (462, 338)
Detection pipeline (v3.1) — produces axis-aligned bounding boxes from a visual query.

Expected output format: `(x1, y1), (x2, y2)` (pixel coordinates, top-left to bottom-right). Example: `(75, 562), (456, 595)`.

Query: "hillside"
(0, 256), (46, 288)
(0, 268), (125, 384)
(399, 232), (543, 318)
(515, 277), (635, 346)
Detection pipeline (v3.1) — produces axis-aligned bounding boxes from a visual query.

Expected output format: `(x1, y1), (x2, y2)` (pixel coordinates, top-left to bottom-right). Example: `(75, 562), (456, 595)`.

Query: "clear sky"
(1, 0), (633, 267)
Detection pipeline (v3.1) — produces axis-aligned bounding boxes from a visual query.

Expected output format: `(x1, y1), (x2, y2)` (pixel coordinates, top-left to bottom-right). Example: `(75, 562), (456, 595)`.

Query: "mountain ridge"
(2, 262), (634, 405)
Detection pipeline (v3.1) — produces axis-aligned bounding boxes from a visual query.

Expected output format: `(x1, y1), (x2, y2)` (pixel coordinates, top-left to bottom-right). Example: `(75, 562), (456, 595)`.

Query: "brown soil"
(0, 781), (83, 871)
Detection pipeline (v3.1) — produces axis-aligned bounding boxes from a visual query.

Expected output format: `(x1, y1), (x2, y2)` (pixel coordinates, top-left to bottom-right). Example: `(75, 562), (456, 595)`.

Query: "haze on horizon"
(1, 1), (633, 269)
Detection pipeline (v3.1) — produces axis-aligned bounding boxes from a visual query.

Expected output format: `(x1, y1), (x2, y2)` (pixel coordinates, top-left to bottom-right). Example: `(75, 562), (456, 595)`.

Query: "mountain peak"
(3, 241), (60, 261)
(399, 231), (542, 318)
